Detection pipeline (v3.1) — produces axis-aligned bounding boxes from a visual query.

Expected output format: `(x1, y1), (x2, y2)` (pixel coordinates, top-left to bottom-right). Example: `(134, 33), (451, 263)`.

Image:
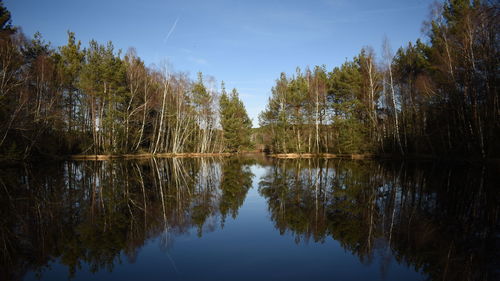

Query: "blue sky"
(5, 0), (437, 126)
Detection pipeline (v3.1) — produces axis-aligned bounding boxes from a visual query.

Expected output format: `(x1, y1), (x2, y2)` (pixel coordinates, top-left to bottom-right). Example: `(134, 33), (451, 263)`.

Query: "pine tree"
(58, 31), (84, 139)
(0, 0), (15, 35)
(192, 72), (215, 153)
(219, 83), (252, 152)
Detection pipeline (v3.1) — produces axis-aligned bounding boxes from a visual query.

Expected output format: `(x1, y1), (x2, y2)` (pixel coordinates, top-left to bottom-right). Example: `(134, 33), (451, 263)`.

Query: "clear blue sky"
(5, 0), (437, 126)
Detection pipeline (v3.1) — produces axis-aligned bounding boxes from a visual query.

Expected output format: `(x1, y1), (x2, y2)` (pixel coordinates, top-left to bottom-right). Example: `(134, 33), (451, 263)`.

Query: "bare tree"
(382, 36), (404, 155)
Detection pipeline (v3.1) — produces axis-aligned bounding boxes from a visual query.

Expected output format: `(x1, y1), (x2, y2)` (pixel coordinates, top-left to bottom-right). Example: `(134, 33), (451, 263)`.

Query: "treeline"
(259, 0), (499, 158)
(0, 2), (252, 159)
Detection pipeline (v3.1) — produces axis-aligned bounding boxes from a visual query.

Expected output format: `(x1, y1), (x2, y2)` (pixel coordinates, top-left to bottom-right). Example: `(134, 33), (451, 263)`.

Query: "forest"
(0, 1), (252, 160)
(0, 0), (499, 160)
(1, 1), (498, 280)
(259, 0), (499, 159)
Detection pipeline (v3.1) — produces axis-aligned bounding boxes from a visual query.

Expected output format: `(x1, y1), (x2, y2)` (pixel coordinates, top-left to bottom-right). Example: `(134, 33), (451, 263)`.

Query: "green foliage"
(219, 84), (253, 152)
(0, 0), (498, 159)
(259, 61), (375, 154)
(259, 0), (499, 158)
(0, 0), (14, 34)
(192, 72), (210, 109)
(0, 4), (255, 158)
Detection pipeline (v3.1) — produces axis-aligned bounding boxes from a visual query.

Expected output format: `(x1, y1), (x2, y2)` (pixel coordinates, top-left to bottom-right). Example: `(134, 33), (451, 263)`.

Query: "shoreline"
(269, 153), (375, 159)
(2, 152), (496, 163)
(69, 152), (379, 161)
(70, 152), (237, 160)
(268, 153), (500, 164)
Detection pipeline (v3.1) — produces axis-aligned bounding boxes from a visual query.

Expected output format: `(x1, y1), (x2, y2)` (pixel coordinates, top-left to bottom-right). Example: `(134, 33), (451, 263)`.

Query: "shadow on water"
(0, 157), (498, 281)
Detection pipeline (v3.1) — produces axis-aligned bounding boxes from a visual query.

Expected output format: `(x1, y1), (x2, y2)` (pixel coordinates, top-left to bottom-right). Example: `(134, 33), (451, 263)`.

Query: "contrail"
(163, 16), (180, 43)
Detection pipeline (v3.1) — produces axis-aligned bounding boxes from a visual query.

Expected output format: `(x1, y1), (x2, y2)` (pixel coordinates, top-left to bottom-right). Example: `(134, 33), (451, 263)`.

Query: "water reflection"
(259, 159), (499, 281)
(0, 158), (498, 281)
(0, 158), (255, 280)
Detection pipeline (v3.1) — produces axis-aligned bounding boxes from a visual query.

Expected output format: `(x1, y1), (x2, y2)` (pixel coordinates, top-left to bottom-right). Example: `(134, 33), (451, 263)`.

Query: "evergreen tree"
(0, 0), (498, 159)
(58, 31), (84, 139)
(191, 72), (216, 153)
(0, 0), (14, 35)
(219, 83), (252, 152)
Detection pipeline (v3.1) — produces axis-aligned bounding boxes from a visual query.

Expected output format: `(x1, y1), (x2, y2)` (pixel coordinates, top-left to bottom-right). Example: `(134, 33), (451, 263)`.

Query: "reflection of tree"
(0, 159), (497, 281)
(259, 159), (499, 281)
(219, 158), (255, 224)
(0, 157), (254, 281)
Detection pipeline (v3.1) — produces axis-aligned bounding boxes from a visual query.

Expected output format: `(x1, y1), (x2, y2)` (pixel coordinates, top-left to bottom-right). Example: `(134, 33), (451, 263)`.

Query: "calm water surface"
(1, 157), (498, 281)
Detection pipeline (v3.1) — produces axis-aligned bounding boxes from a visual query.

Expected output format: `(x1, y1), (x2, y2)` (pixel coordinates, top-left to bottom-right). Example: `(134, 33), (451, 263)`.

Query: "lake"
(1, 156), (498, 281)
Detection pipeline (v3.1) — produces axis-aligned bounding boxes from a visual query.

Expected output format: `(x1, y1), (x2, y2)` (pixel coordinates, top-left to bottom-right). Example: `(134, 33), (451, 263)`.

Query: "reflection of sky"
(6, 0), (437, 127)
(23, 164), (424, 281)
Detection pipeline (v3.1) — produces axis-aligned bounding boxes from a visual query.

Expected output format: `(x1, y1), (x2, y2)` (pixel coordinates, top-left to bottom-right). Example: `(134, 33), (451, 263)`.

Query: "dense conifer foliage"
(219, 84), (252, 152)
(259, 0), (499, 158)
(0, 1), (253, 159)
(0, 0), (498, 160)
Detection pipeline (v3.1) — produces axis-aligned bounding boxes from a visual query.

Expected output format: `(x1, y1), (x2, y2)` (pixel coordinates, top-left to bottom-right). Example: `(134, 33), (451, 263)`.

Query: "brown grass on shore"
(70, 153), (235, 160)
(270, 153), (375, 159)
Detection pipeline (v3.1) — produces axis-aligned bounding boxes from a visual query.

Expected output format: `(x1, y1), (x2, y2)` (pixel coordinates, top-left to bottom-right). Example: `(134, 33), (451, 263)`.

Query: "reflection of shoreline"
(0, 158), (497, 281)
(259, 159), (499, 281)
(0, 158), (255, 281)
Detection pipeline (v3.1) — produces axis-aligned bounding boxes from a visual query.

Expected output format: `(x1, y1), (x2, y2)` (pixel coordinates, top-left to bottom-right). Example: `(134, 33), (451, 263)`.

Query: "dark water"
(0, 157), (498, 281)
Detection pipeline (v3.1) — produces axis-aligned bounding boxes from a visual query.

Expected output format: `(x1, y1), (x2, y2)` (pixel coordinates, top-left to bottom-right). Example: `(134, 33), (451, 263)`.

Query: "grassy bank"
(269, 153), (375, 159)
(268, 153), (500, 164)
(70, 153), (236, 160)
